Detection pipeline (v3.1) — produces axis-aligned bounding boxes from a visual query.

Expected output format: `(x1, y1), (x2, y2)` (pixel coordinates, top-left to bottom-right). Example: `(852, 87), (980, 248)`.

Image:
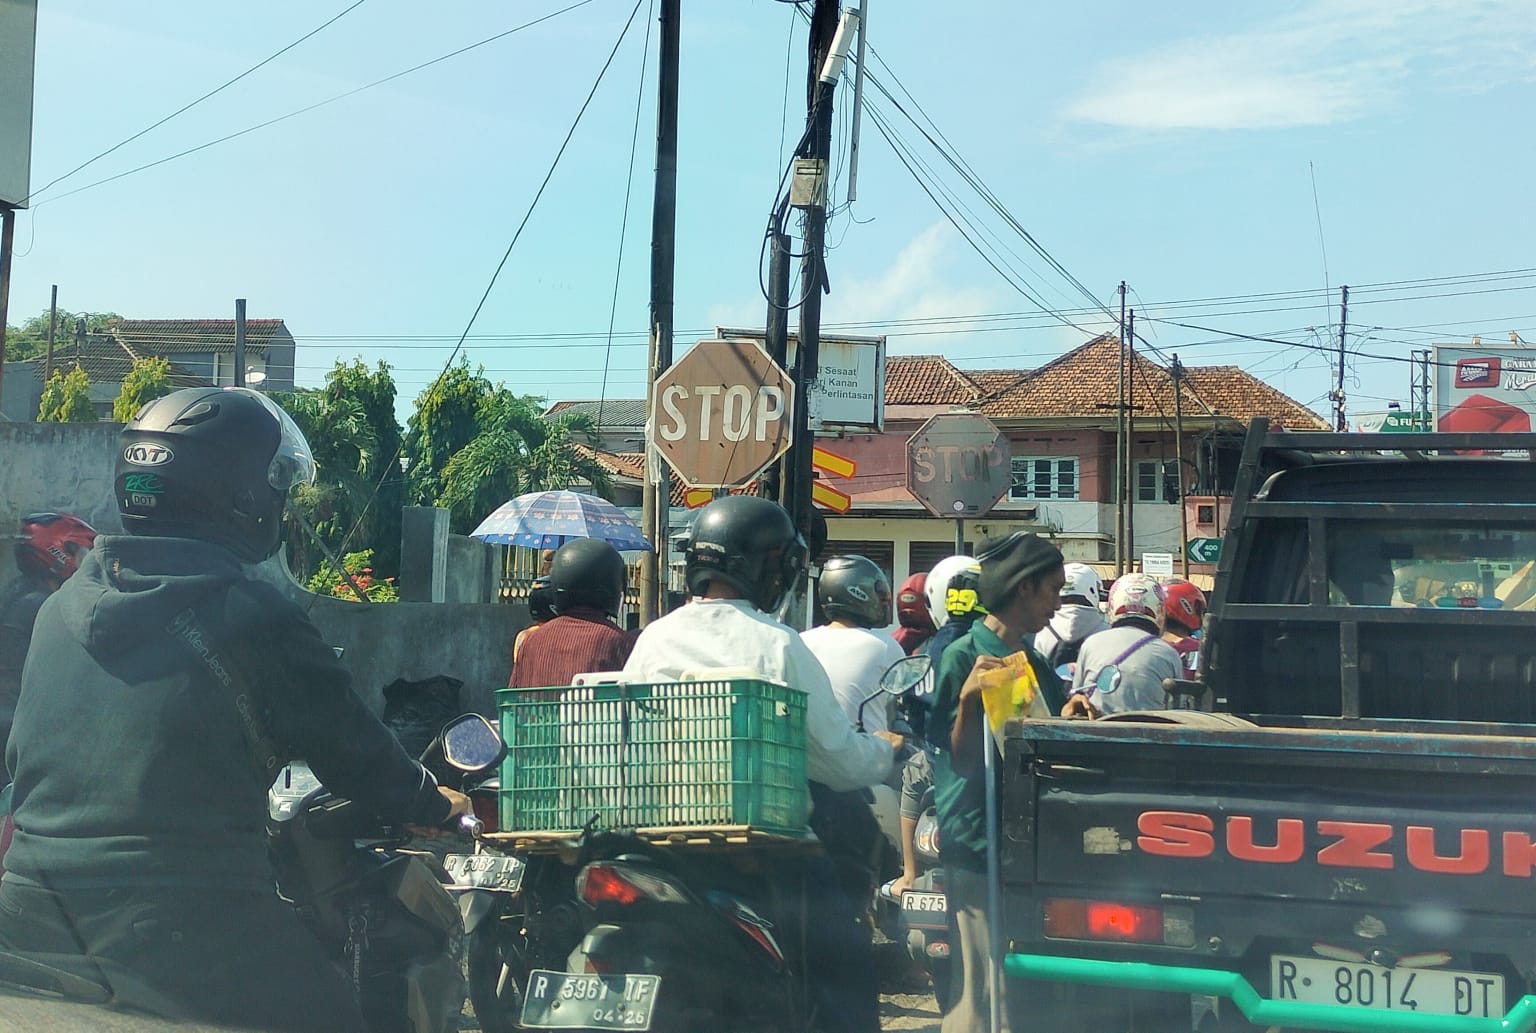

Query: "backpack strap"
(165, 606), (286, 782)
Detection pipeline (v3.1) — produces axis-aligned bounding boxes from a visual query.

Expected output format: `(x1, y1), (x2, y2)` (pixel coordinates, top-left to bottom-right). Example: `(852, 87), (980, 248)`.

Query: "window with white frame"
(1136, 459), (1182, 503)
(1010, 457), (1078, 501)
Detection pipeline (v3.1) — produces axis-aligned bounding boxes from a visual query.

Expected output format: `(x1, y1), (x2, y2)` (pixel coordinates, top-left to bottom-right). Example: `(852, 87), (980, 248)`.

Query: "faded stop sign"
(906, 412), (1011, 518)
(652, 340), (795, 489)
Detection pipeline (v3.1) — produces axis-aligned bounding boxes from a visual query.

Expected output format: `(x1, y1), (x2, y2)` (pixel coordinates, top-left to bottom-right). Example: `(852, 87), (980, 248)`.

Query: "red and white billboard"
(1434, 344), (1536, 434)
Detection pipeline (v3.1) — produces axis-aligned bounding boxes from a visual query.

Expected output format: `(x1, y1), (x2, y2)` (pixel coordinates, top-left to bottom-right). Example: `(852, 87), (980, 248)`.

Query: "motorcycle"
(535, 656), (935, 1033)
(266, 712), (507, 1033)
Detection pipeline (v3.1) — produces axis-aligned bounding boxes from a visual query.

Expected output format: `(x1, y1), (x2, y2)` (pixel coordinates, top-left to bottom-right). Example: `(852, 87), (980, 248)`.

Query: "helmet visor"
(228, 388), (317, 492)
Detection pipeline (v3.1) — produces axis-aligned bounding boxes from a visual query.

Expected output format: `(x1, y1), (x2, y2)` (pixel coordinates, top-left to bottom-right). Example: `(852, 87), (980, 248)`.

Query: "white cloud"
(1064, 0), (1536, 132)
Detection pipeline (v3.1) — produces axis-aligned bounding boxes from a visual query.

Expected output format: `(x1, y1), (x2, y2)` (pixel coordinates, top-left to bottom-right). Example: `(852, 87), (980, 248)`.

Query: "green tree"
(323, 358), (404, 576)
(271, 386), (381, 583)
(4, 310), (123, 362)
(37, 365), (97, 422)
(113, 355), (174, 422)
(404, 357), (495, 512)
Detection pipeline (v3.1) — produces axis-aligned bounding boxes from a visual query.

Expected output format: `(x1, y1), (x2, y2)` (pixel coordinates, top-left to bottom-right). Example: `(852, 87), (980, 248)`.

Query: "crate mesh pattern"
(496, 679), (808, 834)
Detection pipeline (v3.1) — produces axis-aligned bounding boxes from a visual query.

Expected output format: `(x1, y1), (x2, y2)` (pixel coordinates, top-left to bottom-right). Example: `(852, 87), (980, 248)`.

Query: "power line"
(24, 0), (370, 205)
(29, 0), (599, 208)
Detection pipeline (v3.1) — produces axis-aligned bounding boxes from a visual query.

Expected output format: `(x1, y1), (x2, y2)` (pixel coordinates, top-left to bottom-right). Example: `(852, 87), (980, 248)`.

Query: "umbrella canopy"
(469, 490), (653, 552)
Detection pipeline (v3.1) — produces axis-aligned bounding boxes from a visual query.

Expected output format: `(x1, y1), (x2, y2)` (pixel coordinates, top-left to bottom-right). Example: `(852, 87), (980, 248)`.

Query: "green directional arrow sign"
(1187, 537), (1222, 564)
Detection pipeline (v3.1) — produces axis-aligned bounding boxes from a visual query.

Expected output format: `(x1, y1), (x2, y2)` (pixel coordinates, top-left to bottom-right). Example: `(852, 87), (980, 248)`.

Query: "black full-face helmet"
(549, 538), (627, 617)
(685, 495), (807, 614)
(116, 387), (316, 563)
(817, 554), (893, 628)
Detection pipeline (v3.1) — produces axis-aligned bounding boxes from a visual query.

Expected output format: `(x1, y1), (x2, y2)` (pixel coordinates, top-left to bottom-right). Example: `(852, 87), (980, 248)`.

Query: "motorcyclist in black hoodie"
(0, 387), (469, 1033)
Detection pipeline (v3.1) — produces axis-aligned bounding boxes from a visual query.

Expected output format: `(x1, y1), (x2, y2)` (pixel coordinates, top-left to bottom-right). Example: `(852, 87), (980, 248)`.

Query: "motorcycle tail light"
(470, 792), (499, 834)
(915, 816), (940, 858)
(578, 862), (690, 908)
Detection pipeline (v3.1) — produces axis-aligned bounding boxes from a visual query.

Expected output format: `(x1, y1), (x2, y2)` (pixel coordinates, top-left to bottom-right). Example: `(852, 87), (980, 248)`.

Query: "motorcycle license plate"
(443, 853), (525, 893)
(1269, 954), (1505, 1018)
(901, 890), (948, 931)
(520, 970), (660, 1030)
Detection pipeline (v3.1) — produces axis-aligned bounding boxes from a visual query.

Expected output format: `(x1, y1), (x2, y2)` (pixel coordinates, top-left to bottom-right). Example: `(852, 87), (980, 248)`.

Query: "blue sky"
(8, 0), (1535, 426)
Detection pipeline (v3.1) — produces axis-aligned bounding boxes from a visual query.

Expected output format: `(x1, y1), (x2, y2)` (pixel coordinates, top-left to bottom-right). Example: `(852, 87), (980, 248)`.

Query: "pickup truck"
(1000, 420), (1536, 1033)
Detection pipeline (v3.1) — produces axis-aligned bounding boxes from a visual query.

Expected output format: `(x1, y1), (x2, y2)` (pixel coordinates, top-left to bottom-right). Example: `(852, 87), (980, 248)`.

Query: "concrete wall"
(1, 361), (44, 422)
(1, 419), (524, 720)
(445, 533), (500, 604)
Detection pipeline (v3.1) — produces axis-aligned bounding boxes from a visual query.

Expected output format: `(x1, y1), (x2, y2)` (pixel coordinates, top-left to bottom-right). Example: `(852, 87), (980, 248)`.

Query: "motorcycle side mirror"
(877, 655), (933, 696)
(1094, 665), (1123, 699)
(440, 714), (506, 773)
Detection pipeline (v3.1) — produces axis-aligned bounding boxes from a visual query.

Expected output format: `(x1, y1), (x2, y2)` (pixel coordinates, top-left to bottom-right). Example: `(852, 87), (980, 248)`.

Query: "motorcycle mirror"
(439, 714), (507, 774)
(877, 655), (933, 696)
(1094, 665), (1123, 699)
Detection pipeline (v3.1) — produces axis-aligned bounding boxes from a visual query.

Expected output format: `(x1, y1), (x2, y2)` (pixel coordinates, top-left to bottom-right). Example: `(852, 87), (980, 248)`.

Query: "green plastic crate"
(496, 678), (808, 835)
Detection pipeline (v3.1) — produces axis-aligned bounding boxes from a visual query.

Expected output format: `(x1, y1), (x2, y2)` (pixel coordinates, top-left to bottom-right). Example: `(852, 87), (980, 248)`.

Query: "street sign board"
(905, 412), (1010, 519)
(652, 340), (795, 489)
(1142, 552), (1175, 577)
(1186, 538), (1222, 564)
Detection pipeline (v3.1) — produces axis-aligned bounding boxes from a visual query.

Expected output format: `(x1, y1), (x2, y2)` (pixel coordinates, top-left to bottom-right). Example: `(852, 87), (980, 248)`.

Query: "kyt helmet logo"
(123, 443), (175, 467)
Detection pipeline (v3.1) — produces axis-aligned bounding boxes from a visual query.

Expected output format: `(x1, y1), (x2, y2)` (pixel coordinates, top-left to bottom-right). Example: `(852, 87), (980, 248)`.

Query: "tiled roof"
(15, 334), (211, 390)
(976, 334), (1329, 429)
(111, 319), (287, 355)
(884, 355), (981, 405)
(572, 443), (647, 481)
(545, 399), (648, 427)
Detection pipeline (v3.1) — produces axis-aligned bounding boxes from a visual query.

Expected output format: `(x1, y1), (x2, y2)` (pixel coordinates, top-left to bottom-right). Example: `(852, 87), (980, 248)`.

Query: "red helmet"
(896, 572), (934, 631)
(15, 512), (98, 585)
(1162, 577), (1208, 634)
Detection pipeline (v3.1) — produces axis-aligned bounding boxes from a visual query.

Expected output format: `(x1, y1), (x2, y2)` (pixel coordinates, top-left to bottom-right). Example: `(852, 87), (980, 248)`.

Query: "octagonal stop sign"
(906, 412), (1011, 518)
(652, 340), (796, 489)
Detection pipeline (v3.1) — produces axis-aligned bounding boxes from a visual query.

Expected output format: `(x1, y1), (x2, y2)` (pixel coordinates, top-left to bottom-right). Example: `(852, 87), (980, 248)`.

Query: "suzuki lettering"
(123, 443), (175, 467)
(1134, 810), (1536, 876)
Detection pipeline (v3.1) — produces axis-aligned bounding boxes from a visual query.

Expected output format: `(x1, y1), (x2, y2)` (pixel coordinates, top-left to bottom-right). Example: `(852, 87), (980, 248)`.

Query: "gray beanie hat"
(976, 531), (1064, 611)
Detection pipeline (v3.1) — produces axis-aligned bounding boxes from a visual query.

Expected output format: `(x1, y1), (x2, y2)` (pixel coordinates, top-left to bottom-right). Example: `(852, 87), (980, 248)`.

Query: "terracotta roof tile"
(976, 334), (1328, 429)
(884, 355), (981, 405)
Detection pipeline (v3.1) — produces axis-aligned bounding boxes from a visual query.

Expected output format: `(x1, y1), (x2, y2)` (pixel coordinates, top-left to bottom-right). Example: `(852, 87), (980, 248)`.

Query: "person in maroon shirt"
(509, 538), (634, 688)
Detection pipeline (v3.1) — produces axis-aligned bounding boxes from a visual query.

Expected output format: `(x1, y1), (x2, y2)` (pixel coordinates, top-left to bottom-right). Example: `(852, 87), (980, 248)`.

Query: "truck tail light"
(1044, 898), (1195, 948)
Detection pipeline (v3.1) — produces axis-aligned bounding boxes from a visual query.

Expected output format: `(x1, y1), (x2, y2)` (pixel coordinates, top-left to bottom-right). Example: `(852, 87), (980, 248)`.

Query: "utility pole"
(782, 0), (840, 624)
(1125, 308), (1136, 568)
(234, 298), (247, 387)
(1172, 353), (1189, 577)
(640, 0), (680, 624)
(1115, 281), (1127, 576)
(0, 207), (14, 409)
(761, 230), (792, 507)
(44, 284), (57, 381)
(1333, 284), (1349, 431)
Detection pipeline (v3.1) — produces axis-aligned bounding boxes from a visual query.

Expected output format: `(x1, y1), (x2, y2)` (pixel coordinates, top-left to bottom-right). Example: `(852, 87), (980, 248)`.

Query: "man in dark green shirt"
(929, 532), (1065, 1033)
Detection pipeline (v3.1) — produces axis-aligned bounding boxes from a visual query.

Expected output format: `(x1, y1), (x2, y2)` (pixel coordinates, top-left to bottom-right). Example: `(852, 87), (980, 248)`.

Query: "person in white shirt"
(801, 555), (908, 736)
(1065, 573), (1183, 717)
(622, 496), (897, 1033)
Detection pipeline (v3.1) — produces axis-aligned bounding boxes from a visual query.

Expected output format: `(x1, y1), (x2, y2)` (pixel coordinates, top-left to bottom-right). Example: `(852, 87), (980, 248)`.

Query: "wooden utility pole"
(761, 230), (792, 507)
(0, 208), (14, 409)
(1125, 307), (1136, 567)
(640, 0), (680, 623)
(1173, 353), (1189, 577)
(44, 284), (56, 381)
(1115, 281), (1127, 575)
(1333, 284), (1349, 431)
(234, 298), (247, 387)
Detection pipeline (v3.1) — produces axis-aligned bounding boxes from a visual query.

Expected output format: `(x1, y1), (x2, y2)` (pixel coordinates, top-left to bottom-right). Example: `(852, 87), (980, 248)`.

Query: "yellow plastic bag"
(976, 651), (1052, 749)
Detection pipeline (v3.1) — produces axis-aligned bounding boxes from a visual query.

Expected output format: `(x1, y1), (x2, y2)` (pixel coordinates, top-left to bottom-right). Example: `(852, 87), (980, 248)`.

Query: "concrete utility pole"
(1172, 353), (1189, 577)
(1333, 284), (1349, 431)
(1125, 307), (1136, 567)
(782, 0), (840, 620)
(640, 0), (680, 623)
(234, 298), (247, 387)
(0, 207), (14, 408)
(760, 230), (792, 507)
(44, 284), (56, 381)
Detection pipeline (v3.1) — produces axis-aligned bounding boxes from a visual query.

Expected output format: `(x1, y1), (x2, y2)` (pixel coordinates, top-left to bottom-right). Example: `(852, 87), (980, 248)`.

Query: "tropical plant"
(113, 356), (174, 422)
(4, 309), (123, 363)
(272, 386), (381, 583)
(306, 549), (399, 602)
(37, 365), (97, 422)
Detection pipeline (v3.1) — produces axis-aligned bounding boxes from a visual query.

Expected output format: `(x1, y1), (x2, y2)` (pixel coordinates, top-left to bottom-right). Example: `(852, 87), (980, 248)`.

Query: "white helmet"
(925, 555), (982, 628)
(1060, 563), (1102, 607)
(1107, 572), (1166, 629)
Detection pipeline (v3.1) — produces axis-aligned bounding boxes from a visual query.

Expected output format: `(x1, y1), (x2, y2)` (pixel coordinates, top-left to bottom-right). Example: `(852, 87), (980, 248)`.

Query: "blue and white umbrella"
(469, 490), (653, 552)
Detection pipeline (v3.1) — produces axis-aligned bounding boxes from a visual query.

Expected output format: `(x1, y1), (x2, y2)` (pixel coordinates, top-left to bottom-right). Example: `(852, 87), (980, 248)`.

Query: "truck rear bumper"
(1006, 953), (1536, 1033)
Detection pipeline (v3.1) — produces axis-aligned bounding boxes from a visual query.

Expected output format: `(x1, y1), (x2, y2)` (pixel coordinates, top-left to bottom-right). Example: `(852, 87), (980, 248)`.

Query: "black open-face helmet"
(549, 538), (627, 617)
(685, 495), (807, 614)
(526, 576), (557, 622)
(116, 387), (316, 563)
(817, 554), (893, 628)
